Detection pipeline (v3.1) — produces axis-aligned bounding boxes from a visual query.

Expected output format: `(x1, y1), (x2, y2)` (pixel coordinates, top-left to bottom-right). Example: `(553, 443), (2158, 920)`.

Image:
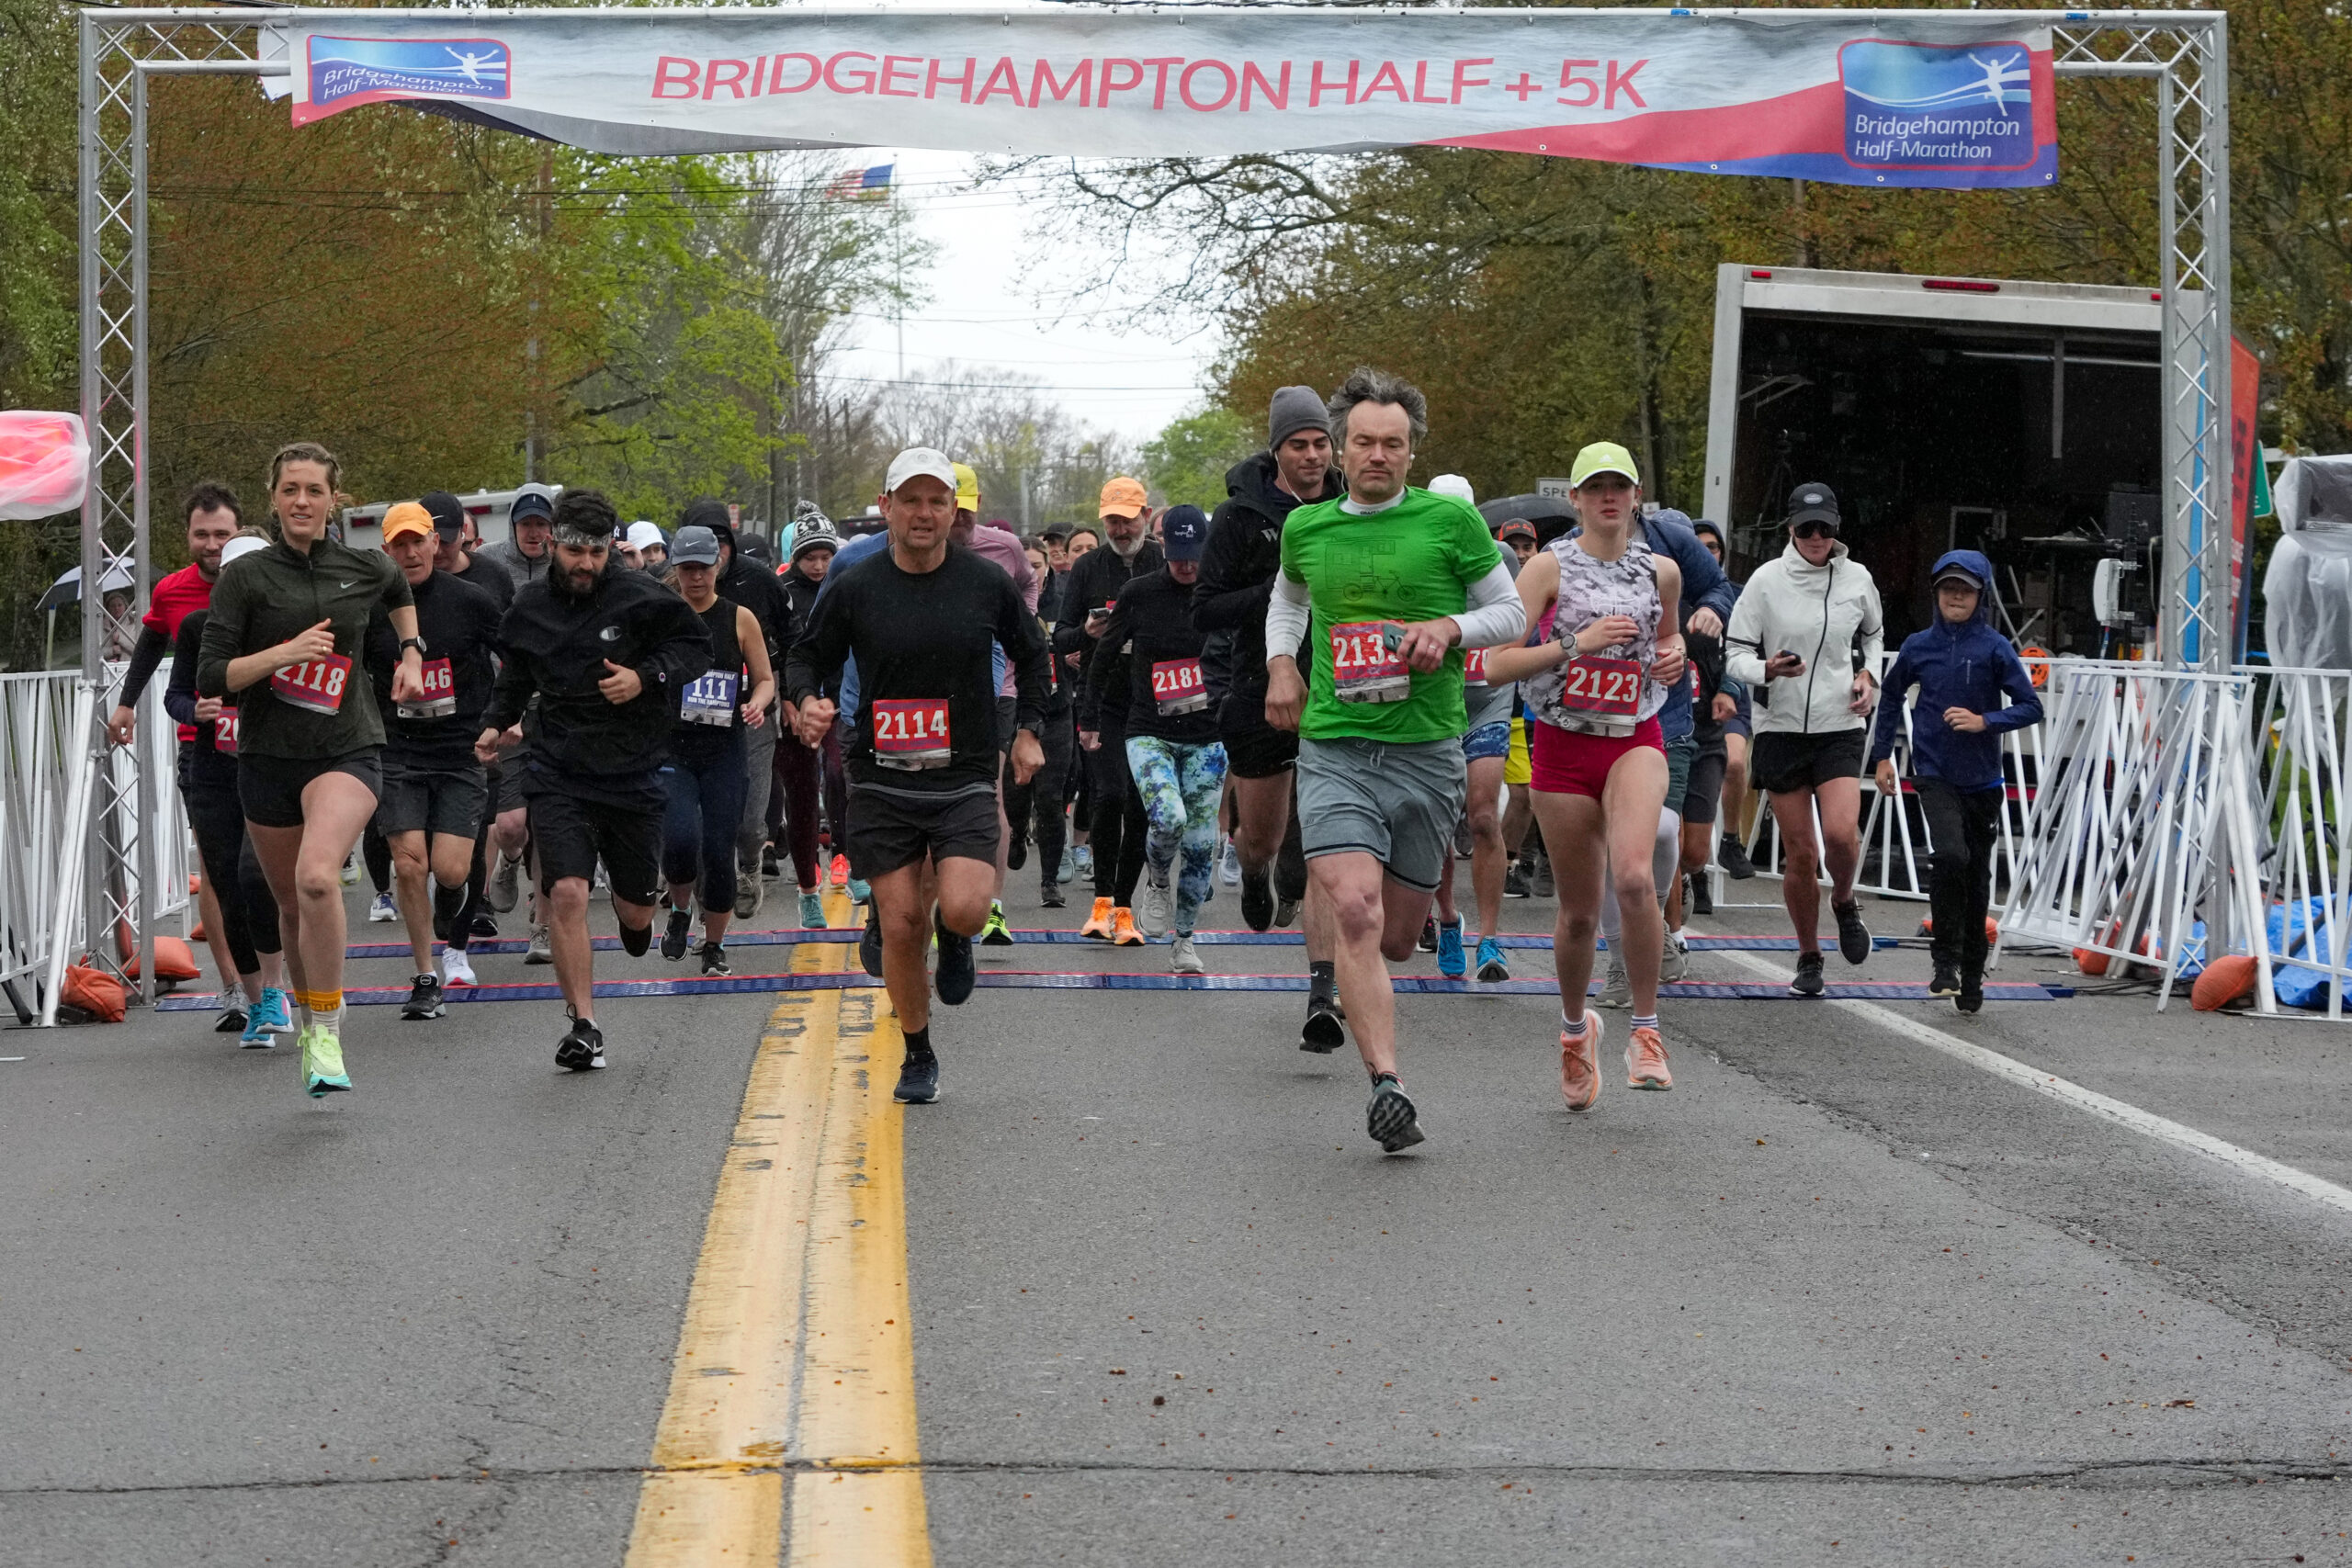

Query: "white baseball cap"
(220, 536), (269, 569)
(883, 446), (957, 496)
(1430, 473), (1476, 505)
(625, 521), (664, 551)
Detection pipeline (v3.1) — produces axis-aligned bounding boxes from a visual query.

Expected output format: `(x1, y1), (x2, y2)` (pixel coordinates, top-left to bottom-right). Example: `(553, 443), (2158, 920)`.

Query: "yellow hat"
(381, 501), (434, 544)
(1099, 475), (1148, 519)
(1568, 442), (1640, 489)
(952, 461), (980, 514)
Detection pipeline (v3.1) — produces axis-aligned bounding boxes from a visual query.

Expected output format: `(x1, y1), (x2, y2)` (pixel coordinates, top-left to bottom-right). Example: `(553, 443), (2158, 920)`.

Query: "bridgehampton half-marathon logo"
(307, 36), (512, 112)
(1839, 39), (2033, 172)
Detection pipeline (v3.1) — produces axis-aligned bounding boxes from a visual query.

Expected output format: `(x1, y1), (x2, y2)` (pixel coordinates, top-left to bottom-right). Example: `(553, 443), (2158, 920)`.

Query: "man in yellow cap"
(1051, 476), (1161, 944)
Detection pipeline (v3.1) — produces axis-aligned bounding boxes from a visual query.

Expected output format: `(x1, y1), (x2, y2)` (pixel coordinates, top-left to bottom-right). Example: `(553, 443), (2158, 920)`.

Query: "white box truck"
(1702, 264), (2182, 655)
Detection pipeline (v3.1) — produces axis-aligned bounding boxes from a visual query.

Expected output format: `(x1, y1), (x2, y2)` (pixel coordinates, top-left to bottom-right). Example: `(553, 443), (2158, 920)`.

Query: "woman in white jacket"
(1723, 481), (1883, 997)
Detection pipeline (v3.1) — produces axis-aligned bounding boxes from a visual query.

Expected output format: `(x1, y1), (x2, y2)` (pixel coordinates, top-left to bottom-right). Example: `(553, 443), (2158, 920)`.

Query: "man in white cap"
(786, 448), (1051, 1107)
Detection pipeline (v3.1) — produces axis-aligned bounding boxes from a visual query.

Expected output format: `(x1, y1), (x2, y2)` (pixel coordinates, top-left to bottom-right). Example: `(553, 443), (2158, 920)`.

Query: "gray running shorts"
(1295, 735), (1467, 894)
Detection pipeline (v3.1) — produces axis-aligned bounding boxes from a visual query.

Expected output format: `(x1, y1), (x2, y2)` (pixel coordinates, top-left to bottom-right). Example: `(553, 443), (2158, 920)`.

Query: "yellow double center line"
(625, 906), (931, 1567)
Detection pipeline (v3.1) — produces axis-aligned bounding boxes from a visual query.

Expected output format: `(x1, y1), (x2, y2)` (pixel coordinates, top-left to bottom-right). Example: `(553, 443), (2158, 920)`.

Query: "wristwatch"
(399, 636), (428, 658)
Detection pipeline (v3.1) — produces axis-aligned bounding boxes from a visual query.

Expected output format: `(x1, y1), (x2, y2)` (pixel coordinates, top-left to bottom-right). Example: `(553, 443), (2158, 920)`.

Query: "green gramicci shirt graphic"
(1278, 486), (1502, 744)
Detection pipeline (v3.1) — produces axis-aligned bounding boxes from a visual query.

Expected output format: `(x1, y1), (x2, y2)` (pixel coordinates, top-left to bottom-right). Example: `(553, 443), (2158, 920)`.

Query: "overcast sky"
(818, 149), (1224, 444)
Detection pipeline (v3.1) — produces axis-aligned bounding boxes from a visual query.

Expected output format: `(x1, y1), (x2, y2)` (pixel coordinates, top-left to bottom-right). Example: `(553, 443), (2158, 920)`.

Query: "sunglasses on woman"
(1791, 520), (1839, 540)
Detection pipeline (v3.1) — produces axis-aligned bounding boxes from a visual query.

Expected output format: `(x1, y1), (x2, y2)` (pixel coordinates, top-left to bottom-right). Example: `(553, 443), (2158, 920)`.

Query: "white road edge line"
(1718, 951), (2352, 1219)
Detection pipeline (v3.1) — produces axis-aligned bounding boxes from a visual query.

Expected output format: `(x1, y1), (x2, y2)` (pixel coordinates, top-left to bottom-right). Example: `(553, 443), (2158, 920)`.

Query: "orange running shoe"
(829, 853), (849, 889)
(1625, 1026), (1673, 1090)
(1112, 907), (1145, 946)
(1560, 1013), (1603, 1111)
(1080, 897), (1116, 940)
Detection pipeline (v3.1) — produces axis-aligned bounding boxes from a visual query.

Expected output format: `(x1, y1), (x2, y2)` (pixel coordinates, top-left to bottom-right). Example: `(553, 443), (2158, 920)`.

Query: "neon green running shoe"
(302, 1027), (352, 1099)
(980, 900), (1014, 947)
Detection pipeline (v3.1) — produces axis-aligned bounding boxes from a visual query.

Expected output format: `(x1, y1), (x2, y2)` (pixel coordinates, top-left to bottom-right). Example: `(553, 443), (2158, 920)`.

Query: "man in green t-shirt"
(1263, 368), (1527, 1154)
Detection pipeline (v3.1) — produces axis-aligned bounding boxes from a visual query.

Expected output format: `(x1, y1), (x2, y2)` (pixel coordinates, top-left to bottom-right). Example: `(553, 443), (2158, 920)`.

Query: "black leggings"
(184, 775), (279, 976)
(1917, 776), (2001, 974)
(1086, 725), (1148, 905)
(1002, 709), (1074, 884)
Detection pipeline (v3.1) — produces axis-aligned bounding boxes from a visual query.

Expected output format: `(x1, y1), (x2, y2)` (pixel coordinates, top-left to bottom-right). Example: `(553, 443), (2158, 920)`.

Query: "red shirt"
(142, 563), (214, 741)
(142, 562), (214, 637)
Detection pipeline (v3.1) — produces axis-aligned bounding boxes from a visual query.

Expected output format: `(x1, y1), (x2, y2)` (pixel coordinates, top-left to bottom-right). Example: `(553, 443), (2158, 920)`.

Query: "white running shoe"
(1661, 927), (1690, 984)
(367, 891), (398, 923)
(1219, 840), (1241, 886)
(1170, 934), (1206, 975)
(487, 852), (521, 913)
(441, 946), (478, 988)
(340, 852), (361, 887)
(1136, 870), (1173, 939)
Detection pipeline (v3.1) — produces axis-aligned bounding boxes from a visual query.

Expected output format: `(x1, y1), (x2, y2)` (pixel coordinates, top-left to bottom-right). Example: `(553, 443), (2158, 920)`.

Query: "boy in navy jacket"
(1869, 551), (2043, 1012)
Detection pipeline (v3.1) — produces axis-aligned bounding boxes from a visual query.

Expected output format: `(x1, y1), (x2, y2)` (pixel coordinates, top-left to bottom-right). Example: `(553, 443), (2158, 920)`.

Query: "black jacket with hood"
(1191, 452), (1343, 709)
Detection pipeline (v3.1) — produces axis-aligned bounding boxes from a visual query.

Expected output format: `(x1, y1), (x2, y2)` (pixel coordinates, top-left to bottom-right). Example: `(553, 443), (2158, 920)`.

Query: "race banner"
(263, 7), (2057, 190)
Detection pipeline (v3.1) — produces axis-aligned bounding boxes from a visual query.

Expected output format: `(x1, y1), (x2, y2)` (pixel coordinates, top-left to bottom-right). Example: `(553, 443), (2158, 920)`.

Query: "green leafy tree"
(1141, 407), (1258, 509)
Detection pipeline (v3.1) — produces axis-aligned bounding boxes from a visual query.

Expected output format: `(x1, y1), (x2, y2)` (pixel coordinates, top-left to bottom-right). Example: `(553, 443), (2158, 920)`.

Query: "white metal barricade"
(8, 666), (196, 1025)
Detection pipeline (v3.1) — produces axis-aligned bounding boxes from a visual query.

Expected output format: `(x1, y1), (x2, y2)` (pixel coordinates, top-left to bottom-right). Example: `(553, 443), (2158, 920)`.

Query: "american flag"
(824, 163), (894, 201)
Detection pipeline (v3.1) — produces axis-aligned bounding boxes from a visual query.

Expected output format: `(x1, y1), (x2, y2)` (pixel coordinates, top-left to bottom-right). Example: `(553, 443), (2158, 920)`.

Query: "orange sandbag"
(190, 921), (206, 942)
(121, 936), (201, 983)
(62, 964), (127, 1022)
(2190, 953), (2258, 1011)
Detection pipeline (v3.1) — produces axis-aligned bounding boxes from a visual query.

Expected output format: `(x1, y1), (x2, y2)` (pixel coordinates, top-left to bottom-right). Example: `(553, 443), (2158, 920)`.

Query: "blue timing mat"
(161, 970), (2068, 1010)
(335, 927), (1904, 959)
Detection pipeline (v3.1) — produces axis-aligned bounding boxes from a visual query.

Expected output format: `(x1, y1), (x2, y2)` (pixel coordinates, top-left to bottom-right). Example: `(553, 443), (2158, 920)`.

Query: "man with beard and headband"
(476, 488), (711, 1073)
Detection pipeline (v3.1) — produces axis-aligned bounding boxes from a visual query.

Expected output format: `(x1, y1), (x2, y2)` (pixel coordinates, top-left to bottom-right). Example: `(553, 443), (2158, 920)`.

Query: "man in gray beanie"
(1188, 384), (1344, 1039)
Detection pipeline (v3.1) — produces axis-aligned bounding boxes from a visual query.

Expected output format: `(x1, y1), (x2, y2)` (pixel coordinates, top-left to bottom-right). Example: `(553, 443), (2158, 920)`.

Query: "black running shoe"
(1928, 962), (1962, 998)
(1956, 975), (1984, 1014)
(698, 941), (731, 976)
(859, 905), (885, 978)
(469, 910), (499, 940)
(661, 906), (693, 962)
(895, 1050), (940, 1103)
(401, 974), (446, 1021)
(934, 912), (976, 1006)
(1273, 897), (1300, 928)
(1789, 952), (1826, 998)
(557, 1016), (605, 1071)
(1006, 834), (1027, 873)
(1689, 873), (1714, 916)
(1300, 996), (1345, 1054)
(1532, 856), (1555, 899)
(1367, 1077), (1426, 1153)
(1834, 900), (1872, 965)
(1504, 863), (1532, 899)
(1418, 918), (1439, 953)
(1720, 834), (1758, 880)
(1240, 866), (1274, 932)
(1039, 880), (1066, 910)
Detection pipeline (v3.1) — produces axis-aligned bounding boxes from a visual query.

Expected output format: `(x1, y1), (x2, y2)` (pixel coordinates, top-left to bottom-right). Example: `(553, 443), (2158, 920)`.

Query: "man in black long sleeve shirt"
(786, 447), (1048, 1107)
(1051, 479), (1164, 939)
(471, 489), (711, 1072)
(1191, 389), (1340, 935)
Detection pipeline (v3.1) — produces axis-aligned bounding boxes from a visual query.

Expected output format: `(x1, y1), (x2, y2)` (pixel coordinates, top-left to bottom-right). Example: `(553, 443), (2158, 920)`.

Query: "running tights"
(1086, 723), (1147, 906)
(1600, 807), (1682, 949)
(662, 749), (747, 915)
(184, 778), (279, 975)
(775, 730), (828, 888)
(1002, 709), (1074, 884)
(1125, 737), (1228, 934)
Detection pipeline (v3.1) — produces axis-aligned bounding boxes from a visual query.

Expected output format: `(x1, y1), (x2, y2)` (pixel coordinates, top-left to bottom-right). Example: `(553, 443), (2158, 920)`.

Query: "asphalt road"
(2, 866), (2347, 1566)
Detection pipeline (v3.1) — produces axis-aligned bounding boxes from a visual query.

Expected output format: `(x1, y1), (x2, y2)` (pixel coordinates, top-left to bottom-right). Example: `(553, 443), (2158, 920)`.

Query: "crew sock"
(1561, 1010), (1589, 1039)
(304, 989), (345, 1037)
(903, 1024), (934, 1062)
(1308, 961), (1337, 1004)
(1632, 1011), (1659, 1032)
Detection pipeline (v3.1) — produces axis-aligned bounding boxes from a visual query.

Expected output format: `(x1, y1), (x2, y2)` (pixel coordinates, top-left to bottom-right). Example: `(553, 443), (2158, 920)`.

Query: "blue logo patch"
(1840, 40), (2033, 173)
(309, 37), (511, 111)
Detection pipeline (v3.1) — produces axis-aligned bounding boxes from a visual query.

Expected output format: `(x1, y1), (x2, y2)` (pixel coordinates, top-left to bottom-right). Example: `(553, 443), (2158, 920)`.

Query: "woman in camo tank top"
(1486, 443), (1687, 1113)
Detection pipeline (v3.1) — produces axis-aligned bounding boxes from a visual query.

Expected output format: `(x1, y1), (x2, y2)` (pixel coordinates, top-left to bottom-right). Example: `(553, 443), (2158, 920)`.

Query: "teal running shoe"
(798, 889), (828, 931)
(847, 876), (871, 905)
(301, 1027), (352, 1098)
(1435, 919), (1466, 979)
(1475, 936), (1510, 984)
(242, 987), (291, 1047)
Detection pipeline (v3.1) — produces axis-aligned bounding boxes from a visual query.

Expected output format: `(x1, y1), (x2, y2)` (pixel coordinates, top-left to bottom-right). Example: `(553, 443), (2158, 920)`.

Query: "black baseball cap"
(421, 491), (466, 538)
(1786, 481), (1840, 529)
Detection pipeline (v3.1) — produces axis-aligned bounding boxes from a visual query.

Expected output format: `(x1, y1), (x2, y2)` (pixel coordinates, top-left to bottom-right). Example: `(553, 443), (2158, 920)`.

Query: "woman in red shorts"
(1487, 443), (1685, 1112)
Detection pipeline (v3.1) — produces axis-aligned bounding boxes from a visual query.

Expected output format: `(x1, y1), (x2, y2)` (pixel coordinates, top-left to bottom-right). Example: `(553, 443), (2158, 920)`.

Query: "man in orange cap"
(1051, 476), (1160, 945)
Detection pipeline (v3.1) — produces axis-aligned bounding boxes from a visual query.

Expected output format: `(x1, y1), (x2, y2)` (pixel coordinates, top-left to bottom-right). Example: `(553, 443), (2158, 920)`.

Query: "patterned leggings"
(1123, 736), (1229, 935)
